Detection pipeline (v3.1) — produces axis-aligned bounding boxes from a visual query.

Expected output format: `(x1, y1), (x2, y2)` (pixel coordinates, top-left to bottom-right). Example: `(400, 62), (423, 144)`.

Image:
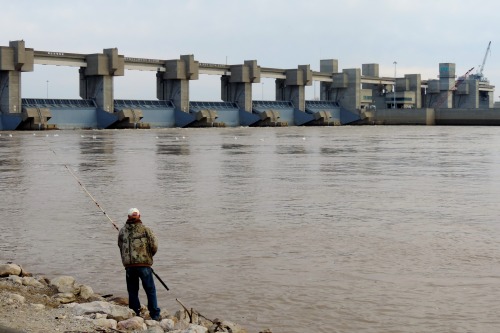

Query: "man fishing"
(118, 208), (161, 321)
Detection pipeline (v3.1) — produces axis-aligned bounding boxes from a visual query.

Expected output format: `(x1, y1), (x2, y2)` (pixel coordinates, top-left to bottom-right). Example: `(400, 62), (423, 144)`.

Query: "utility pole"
(393, 61), (397, 109)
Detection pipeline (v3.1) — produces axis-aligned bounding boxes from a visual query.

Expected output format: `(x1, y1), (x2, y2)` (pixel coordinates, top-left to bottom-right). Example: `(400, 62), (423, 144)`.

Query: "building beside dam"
(0, 40), (498, 130)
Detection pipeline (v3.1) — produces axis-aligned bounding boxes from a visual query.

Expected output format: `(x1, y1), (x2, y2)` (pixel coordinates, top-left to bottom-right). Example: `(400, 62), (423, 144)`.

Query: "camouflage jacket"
(118, 219), (158, 267)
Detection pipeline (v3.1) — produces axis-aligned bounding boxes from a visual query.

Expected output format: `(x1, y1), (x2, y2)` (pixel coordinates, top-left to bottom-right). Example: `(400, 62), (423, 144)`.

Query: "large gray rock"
(53, 292), (76, 304)
(182, 324), (209, 333)
(160, 318), (175, 331)
(21, 276), (44, 288)
(145, 319), (160, 327)
(50, 276), (80, 294)
(174, 319), (190, 331)
(78, 284), (94, 300)
(117, 316), (145, 331)
(6, 275), (22, 285)
(72, 301), (136, 321)
(0, 264), (22, 277)
(146, 325), (164, 333)
(93, 318), (117, 329)
(4, 292), (25, 304)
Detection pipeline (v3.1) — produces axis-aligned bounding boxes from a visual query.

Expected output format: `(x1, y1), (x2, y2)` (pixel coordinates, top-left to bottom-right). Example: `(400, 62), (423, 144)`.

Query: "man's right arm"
(148, 229), (158, 256)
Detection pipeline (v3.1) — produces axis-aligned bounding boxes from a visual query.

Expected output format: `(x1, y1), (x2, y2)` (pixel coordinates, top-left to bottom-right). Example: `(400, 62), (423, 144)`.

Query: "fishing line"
(49, 147), (119, 231)
(50, 145), (173, 288)
(48, 140), (215, 324)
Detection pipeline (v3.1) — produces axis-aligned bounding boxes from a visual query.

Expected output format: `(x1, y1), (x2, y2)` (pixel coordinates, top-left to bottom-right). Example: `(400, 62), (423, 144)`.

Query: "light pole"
(46, 80), (49, 99)
(393, 61), (397, 109)
(262, 82), (264, 101)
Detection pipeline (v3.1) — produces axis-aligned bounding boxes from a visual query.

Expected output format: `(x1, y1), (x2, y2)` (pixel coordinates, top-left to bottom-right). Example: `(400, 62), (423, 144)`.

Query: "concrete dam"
(1, 40), (499, 130)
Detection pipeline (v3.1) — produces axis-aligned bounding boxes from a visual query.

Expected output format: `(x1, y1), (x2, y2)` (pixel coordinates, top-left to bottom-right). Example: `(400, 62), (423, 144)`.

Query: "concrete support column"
(340, 68), (361, 111)
(275, 65), (312, 111)
(79, 48), (124, 112)
(438, 63), (455, 108)
(157, 55), (199, 112)
(0, 41), (34, 114)
(486, 91), (494, 108)
(457, 79), (479, 108)
(362, 63), (386, 109)
(221, 60), (260, 112)
(319, 59), (338, 100)
(405, 74), (422, 108)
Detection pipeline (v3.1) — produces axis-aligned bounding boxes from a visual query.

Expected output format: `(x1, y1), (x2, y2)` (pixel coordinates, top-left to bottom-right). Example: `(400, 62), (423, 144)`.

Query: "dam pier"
(0, 40), (498, 130)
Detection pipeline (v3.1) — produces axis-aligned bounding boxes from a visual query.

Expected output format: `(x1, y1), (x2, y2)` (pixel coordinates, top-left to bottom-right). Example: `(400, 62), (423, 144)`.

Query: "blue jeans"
(125, 266), (161, 320)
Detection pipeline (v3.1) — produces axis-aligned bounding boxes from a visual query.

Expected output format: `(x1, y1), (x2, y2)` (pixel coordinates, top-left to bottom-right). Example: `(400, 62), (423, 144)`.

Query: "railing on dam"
(253, 101), (294, 109)
(189, 101), (238, 110)
(30, 49), (393, 84)
(305, 100), (340, 108)
(22, 98), (97, 108)
(114, 100), (175, 109)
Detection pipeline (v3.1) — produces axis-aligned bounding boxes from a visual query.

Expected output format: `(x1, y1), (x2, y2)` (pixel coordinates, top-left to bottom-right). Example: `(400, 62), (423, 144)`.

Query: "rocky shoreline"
(0, 263), (269, 333)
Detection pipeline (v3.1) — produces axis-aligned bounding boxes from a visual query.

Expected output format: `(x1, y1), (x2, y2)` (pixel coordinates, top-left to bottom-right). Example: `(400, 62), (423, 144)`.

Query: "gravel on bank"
(0, 263), (269, 333)
(0, 279), (100, 332)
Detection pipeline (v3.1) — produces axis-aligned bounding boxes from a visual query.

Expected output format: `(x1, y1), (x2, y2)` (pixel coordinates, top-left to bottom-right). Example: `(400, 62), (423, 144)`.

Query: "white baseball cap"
(128, 208), (140, 218)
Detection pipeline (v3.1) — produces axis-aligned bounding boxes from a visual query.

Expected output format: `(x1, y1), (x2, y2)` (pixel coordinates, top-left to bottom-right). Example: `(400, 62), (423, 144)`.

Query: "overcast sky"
(2, 0), (499, 101)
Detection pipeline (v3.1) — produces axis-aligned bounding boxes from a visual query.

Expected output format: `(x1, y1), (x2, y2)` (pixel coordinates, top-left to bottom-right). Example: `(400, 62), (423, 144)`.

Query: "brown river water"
(1, 126), (500, 333)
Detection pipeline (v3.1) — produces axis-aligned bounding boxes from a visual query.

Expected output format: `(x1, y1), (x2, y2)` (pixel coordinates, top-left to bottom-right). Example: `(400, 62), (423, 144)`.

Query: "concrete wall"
(0, 71), (21, 114)
(371, 108), (435, 125)
(368, 107), (500, 126)
(0, 41), (34, 114)
(436, 108), (500, 125)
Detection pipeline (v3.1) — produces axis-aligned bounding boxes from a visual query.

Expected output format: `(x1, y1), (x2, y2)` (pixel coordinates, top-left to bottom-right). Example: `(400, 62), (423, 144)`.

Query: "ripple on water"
(2, 127), (500, 332)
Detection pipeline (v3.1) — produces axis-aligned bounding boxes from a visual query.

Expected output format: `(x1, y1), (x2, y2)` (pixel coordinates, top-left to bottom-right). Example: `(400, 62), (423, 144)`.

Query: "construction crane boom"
(478, 41), (491, 77)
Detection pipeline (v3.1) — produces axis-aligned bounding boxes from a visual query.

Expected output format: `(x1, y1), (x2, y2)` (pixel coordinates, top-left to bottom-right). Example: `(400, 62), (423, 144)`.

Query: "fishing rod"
(49, 147), (119, 231)
(151, 268), (169, 291)
(49, 146), (169, 289)
(50, 141), (216, 324)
